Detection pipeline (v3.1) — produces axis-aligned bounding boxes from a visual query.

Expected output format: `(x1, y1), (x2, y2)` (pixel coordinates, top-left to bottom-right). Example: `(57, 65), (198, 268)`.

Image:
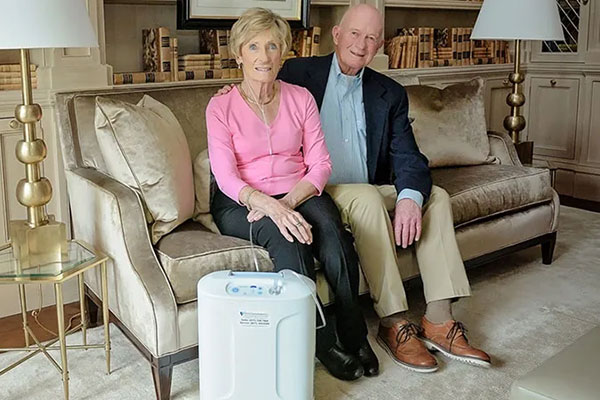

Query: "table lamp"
(471, 0), (564, 159)
(0, 0), (98, 266)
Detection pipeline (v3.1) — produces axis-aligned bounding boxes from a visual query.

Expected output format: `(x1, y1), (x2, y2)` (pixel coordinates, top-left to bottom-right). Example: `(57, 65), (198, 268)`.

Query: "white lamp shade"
(471, 0), (565, 41)
(0, 0), (98, 49)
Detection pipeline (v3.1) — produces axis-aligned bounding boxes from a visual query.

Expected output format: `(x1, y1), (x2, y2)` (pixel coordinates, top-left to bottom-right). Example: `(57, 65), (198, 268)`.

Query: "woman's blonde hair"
(229, 8), (292, 62)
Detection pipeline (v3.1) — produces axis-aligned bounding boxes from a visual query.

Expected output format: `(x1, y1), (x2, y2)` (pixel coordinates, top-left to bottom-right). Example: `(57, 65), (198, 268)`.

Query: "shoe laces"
(395, 322), (421, 347)
(446, 321), (468, 349)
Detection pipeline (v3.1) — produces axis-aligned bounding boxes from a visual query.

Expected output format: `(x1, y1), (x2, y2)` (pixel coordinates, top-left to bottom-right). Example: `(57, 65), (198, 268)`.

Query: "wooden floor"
(0, 302), (81, 351)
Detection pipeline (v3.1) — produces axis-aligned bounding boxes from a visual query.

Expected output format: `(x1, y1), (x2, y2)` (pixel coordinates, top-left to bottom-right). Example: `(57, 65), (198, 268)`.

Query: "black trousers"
(211, 189), (368, 353)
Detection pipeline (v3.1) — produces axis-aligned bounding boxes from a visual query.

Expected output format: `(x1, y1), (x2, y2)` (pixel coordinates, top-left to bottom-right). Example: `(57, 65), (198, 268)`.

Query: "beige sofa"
(54, 81), (559, 400)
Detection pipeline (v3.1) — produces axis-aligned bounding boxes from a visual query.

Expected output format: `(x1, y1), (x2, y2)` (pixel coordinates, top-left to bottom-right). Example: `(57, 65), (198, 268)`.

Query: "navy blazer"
(278, 53), (432, 201)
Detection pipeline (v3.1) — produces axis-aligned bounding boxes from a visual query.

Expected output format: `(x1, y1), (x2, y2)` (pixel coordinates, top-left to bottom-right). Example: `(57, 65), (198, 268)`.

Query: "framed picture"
(177, 0), (310, 30)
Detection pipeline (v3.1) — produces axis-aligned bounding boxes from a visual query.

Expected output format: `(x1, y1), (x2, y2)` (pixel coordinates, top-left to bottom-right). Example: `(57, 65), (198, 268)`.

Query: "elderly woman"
(207, 8), (378, 381)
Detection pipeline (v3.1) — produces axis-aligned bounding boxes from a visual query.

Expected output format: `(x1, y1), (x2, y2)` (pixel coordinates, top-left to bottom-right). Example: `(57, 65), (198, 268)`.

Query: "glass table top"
(0, 241), (96, 279)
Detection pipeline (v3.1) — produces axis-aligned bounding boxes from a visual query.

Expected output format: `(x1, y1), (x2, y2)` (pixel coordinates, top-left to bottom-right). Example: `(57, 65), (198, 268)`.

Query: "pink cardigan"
(206, 81), (332, 203)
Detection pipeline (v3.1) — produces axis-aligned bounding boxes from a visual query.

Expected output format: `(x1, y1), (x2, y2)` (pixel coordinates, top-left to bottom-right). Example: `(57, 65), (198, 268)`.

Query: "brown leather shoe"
(420, 317), (491, 367)
(377, 320), (439, 373)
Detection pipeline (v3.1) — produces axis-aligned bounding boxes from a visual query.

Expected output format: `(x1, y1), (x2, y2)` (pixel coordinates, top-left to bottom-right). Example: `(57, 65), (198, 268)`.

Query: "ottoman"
(510, 325), (600, 400)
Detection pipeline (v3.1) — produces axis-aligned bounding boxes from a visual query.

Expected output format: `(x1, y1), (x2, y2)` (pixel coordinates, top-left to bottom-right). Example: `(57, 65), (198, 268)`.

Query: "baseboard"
(560, 195), (600, 213)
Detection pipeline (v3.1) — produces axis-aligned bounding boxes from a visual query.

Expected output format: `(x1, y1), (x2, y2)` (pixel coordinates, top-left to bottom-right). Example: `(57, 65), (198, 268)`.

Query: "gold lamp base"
(9, 216), (67, 268)
(7, 48), (68, 269)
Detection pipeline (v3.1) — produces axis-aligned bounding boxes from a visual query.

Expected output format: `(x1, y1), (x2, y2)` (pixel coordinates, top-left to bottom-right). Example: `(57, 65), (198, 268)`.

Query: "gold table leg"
(55, 282), (69, 400)
(18, 284), (29, 347)
(101, 261), (111, 374)
(78, 273), (87, 347)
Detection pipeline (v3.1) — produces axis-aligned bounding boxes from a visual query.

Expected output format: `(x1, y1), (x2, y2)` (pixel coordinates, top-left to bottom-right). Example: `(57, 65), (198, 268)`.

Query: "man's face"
(332, 9), (383, 75)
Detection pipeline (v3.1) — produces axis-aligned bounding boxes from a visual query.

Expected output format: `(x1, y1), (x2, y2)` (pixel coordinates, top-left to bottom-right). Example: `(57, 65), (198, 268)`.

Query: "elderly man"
(277, 4), (491, 373)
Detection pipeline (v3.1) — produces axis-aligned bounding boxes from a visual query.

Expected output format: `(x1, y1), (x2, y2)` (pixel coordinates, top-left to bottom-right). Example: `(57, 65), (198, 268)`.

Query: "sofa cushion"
(95, 95), (194, 244)
(155, 221), (274, 304)
(432, 165), (554, 226)
(406, 78), (498, 168)
(192, 149), (219, 233)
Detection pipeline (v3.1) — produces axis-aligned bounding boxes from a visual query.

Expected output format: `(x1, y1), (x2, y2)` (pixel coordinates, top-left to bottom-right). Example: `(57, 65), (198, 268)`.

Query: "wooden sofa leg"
(542, 232), (557, 265)
(152, 357), (173, 400)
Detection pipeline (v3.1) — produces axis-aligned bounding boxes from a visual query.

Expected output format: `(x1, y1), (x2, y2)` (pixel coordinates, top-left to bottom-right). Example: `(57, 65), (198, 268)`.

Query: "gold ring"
(295, 221), (302, 226)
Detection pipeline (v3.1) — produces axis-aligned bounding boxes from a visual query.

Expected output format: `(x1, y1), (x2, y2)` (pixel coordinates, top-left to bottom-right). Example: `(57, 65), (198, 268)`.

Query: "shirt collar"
(332, 52), (364, 84)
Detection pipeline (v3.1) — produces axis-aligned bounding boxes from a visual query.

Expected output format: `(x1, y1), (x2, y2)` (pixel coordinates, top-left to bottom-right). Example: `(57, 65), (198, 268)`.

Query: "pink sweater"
(206, 81), (332, 203)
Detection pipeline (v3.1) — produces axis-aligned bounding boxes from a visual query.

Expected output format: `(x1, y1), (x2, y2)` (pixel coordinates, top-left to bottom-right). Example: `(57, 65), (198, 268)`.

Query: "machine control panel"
(226, 283), (282, 297)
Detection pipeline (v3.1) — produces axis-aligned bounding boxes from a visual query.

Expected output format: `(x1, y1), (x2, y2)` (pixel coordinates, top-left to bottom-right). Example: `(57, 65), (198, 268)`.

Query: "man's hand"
(214, 84), (235, 97)
(394, 198), (422, 248)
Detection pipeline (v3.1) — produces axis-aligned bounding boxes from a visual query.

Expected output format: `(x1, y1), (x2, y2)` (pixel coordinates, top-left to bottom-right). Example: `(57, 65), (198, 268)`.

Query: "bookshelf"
(384, 0), (482, 10)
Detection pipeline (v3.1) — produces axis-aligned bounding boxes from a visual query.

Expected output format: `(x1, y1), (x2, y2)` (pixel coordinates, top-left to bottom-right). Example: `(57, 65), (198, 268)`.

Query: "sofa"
(54, 79), (559, 400)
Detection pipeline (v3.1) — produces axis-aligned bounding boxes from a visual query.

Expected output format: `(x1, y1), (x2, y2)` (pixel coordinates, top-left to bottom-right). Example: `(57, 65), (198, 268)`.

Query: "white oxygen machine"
(197, 269), (320, 400)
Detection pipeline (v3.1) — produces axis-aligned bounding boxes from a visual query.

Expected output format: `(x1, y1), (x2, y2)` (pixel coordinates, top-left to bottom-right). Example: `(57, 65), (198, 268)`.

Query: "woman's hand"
(214, 84), (235, 97)
(265, 198), (313, 244)
(247, 209), (265, 223)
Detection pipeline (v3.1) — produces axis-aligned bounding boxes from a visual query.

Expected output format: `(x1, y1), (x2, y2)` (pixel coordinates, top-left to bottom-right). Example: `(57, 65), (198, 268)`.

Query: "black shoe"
(317, 344), (364, 381)
(357, 340), (379, 377)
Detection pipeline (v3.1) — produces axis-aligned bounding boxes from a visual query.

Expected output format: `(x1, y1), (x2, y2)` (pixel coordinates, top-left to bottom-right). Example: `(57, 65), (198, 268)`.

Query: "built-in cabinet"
(523, 0), (600, 202)
(527, 75), (581, 160)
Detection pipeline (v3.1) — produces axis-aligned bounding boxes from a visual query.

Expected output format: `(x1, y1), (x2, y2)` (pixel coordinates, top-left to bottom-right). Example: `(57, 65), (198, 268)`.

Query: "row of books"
(291, 27), (321, 57)
(197, 29), (242, 79)
(386, 27), (512, 70)
(0, 64), (37, 91)
(113, 70), (227, 85)
(118, 26), (323, 85)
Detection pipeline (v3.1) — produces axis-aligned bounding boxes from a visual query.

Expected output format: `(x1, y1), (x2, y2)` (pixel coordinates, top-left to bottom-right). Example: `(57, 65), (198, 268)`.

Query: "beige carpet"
(1, 206), (599, 400)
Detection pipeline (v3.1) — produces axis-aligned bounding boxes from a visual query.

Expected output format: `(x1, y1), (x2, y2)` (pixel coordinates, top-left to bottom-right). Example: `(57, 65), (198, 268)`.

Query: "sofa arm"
(65, 168), (179, 358)
(488, 130), (522, 166)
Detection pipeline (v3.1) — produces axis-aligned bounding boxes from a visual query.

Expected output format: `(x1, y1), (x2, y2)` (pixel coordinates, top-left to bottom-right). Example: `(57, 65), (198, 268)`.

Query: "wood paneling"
(583, 79), (600, 165)
(485, 77), (512, 133)
(529, 76), (580, 159)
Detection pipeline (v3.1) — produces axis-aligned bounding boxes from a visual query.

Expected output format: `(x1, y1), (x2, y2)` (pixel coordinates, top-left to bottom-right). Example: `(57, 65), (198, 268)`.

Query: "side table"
(0, 240), (111, 400)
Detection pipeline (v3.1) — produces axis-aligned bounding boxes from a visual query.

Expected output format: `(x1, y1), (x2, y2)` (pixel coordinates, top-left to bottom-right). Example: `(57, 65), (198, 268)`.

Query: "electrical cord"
(30, 283), (81, 338)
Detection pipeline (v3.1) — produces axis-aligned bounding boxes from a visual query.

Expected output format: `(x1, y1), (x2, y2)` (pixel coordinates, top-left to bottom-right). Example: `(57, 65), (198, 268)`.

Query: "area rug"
(1, 206), (599, 399)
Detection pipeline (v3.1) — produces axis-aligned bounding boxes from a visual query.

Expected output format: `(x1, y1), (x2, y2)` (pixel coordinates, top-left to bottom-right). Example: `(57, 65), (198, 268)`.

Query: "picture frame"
(177, 0), (310, 30)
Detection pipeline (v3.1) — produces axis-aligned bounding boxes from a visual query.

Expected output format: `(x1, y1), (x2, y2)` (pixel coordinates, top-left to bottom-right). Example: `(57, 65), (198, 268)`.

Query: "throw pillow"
(192, 149), (220, 234)
(95, 94), (194, 244)
(405, 78), (498, 168)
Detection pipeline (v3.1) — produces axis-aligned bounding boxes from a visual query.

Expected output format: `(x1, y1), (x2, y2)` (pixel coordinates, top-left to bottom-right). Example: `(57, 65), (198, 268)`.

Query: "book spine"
(113, 72), (168, 85)
(0, 64), (37, 73)
(171, 38), (178, 81)
(179, 60), (221, 67)
(300, 30), (309, 57)
(217, 29), (230, 77)
(0, 71), (37, 78)
(418, 29), (425, 68)
(393, 36), (402, 69)
(177, 69), (223, 80)
(0, 77), (37, 84)
(309, 26), (321, 56)
(400, 36), (408, 69)
(178, 54), (221, 61)
(0, 82), (37, 90)
(158, 27), (172, 73)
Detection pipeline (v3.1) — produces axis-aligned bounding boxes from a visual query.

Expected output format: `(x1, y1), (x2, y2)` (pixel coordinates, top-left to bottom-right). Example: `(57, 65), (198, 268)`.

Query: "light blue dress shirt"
(320, 54), (424, 207)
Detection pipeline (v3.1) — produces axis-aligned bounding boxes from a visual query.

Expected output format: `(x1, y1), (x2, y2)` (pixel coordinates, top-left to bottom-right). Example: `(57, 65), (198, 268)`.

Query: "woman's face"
(237, 29), (282, 84)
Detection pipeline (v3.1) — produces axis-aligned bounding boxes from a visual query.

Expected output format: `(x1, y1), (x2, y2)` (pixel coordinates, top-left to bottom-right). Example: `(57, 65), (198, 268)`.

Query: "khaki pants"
(325, 184), (471, 318)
